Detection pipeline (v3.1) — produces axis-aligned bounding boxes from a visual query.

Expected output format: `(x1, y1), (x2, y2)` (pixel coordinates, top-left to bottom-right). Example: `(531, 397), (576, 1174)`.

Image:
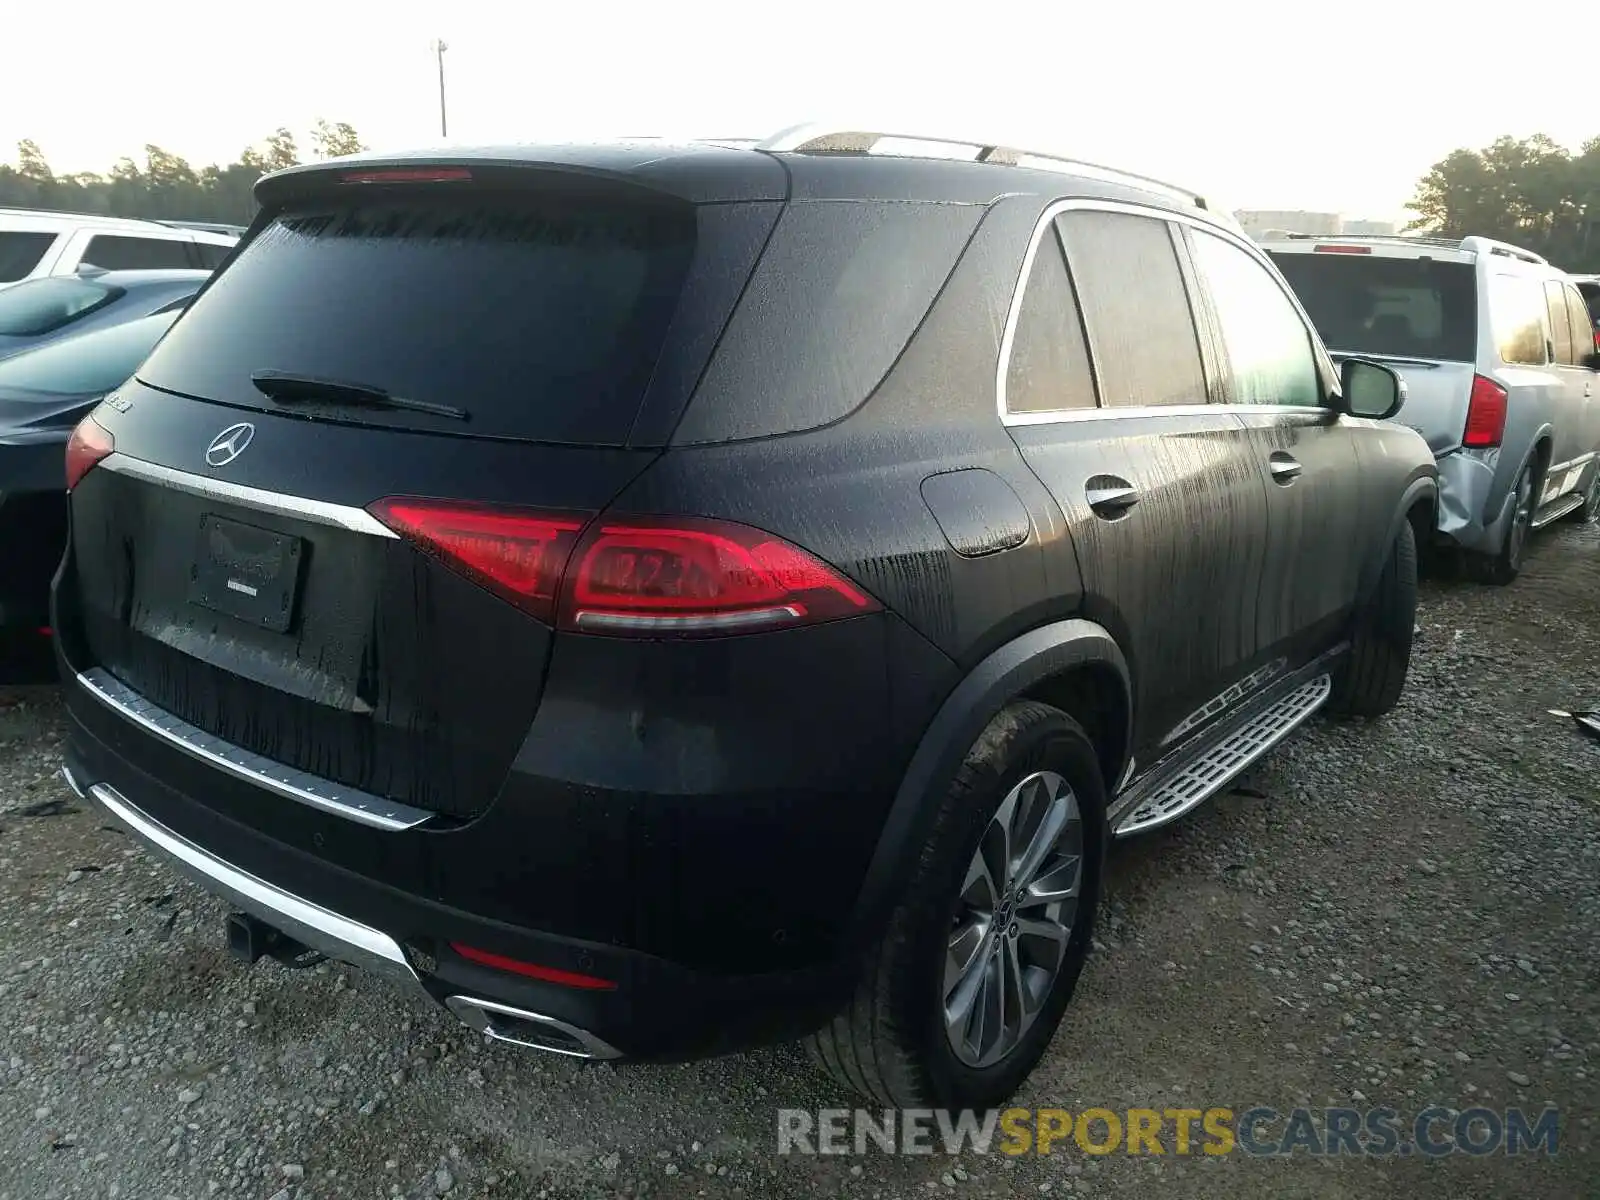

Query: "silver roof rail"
(753, 124), (1220, 214)
(1274, 232), (1465, 251)
(1457, 235), (1546, 265)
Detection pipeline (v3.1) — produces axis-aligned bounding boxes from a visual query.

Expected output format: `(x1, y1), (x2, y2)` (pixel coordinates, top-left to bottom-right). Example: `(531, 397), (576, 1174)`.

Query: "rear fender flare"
(844, 618), (1129, 953)
(1358, 474), (1436, 602)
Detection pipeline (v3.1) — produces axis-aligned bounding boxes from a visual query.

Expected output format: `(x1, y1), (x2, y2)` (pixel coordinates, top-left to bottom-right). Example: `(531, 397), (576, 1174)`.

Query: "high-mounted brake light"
(368, 499), (586, 623)
(339, 167), (473, 185)
(559, 515), (879, 636)
(1313, 244), (1372, 255)
(64, 414), (114, 491)
(367, 500), (880, 637)
(449, 943), (617, 991)
(1463, 375), (1508, 448)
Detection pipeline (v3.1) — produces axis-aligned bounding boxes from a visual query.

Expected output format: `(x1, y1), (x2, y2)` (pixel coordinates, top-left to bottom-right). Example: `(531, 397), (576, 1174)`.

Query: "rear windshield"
(1268, 251), (1477, 362)
(1580, 282), (1600, 323)
(0, 230), (58, 283)
(0, 276), (122, 336)
(0, 310), (178, 396)
(135, 189), (697, 444)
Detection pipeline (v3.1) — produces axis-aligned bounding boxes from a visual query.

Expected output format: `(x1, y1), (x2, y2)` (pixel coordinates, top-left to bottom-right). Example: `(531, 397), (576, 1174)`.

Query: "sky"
(5, 0), (1594, 223)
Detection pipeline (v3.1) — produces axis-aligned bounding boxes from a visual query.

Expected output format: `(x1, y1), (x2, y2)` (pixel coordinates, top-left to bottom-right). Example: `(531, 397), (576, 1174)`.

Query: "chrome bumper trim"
(444, 995), (623, 1060)
(86, 781), (420, 988)
(76, 667), (432, 832)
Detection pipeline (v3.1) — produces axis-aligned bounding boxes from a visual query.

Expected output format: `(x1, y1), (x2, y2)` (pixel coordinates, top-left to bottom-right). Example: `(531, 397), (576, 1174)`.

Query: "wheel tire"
(1328, 518), (1417, 719)
(1471, 462), (1536, 585)
(803, 701), (1106, 1110)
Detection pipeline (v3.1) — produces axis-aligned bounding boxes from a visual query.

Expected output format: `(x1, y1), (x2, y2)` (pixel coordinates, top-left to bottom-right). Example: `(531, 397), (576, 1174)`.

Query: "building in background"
(1234, 210), (1398, 240)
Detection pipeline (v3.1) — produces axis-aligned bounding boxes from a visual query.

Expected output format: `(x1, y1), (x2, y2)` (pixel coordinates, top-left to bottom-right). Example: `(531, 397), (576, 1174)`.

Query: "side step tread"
(1114, 674), (1332, 837)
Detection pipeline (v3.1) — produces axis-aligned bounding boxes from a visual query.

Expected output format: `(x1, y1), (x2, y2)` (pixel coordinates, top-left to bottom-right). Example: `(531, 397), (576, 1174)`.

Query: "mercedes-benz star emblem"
(206, 422), (255, 468)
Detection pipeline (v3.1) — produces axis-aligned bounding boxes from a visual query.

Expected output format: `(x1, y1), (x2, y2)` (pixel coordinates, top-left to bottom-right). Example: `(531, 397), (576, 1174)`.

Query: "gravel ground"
(1, 520), (1596, 1200)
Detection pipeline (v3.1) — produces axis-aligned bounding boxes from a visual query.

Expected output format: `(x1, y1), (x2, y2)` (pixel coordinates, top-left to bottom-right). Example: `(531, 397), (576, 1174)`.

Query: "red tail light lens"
(560, 515), (879, 636)
(1463, 375), (1508, 448)
(367, 498), (586, 623)
(449, 943), (616, 991)
(368, 501), (879, 637)
(64, 414), (114, 491)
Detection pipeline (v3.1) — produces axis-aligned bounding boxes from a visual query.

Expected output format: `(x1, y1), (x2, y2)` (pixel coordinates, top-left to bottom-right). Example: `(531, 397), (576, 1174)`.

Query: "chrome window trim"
(76, 667), (432, 832)
(996, 197), (1336, 427)
(98, 453), (398, 539)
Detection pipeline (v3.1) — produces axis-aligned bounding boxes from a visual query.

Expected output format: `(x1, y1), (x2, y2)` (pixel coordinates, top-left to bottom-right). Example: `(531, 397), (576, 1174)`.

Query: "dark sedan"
(0, 269), (206, 362)
(1, 308), (181, 637)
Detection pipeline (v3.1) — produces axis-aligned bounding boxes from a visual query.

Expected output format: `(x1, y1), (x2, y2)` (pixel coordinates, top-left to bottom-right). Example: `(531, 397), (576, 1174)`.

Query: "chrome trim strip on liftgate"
(85, 781), (421, 988)
(76, 667), (433, 832)
(97, 453), (398, 538)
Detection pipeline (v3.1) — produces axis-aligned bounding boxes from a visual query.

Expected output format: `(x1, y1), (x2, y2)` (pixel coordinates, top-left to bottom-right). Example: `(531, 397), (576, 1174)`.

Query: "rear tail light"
(64, 414), (114, 491)
(367, 500), (880, 637)
(449, 943), (616, 991)
(1462, 375), (1508, 448)
(368, 499), (585, 624)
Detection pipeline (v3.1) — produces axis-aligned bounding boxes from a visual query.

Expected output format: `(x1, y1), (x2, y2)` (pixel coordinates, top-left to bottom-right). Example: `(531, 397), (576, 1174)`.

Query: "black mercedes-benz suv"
(52, 126), (1437, 1109)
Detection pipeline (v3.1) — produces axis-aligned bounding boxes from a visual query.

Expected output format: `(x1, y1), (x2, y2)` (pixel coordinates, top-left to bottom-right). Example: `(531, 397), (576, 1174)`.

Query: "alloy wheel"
(943, 770), (1084, 1069)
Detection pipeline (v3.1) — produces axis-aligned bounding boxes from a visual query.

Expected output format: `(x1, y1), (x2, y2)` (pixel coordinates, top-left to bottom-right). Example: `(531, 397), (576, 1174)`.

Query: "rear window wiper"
(250, 370), (470, 421)
(1330, 352), (1441, 370)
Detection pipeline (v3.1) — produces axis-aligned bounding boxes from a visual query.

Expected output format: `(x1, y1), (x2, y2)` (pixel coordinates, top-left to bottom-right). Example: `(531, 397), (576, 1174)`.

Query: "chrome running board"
(1113, 674), (1332, 837)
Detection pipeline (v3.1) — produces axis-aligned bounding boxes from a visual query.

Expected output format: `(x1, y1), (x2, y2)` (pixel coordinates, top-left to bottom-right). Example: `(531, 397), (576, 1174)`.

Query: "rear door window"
(0, 277), (122, 336)
(80, 235), (195, 271)
(1544, 281), (1574, 364)
(192, 241), (234, 269)
(1489, 274), (1550, 366)
(135, 189), (699, 445)
(1003, 224), (1098, 415)
(1055, 209), (1207, 408)
(0, 230), (58, 282)
(1267, 250), (1477, 362)
(1566, 285), (1596, 355)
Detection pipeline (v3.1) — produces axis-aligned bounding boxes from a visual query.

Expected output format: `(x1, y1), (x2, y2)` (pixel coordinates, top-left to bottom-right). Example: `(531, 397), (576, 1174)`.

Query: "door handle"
(1268, 453), (1302, 484)
(1086, 479), (1139, 517)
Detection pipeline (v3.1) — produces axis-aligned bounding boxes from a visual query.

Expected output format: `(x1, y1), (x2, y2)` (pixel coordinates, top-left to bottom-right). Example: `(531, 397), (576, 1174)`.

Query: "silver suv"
(1262, 234), (1600, 583)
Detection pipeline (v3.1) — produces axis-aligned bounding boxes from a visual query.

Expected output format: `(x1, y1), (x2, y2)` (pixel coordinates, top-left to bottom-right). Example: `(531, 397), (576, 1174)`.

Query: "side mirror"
(1340, 358), (1406, 420)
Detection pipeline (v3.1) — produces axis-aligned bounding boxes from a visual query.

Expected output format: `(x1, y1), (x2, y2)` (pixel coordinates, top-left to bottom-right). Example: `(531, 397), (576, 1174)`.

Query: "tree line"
(7, 125), (1600, 270)
(0, 121), (367, 225)
(1407, 134), (1600, 270)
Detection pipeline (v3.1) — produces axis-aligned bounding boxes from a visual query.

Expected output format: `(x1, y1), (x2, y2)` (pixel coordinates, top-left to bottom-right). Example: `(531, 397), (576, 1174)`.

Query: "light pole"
(433, 39), (449, 138)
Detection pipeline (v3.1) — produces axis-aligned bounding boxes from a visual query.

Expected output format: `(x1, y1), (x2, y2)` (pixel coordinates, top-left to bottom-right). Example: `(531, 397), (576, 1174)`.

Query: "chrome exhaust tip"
(444, 995), (622, 1060)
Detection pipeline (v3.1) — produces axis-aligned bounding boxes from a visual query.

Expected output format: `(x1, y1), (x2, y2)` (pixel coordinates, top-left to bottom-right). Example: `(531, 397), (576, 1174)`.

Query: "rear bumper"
(1433, 448), (1513, 553)
(59, 674), (863, 1061)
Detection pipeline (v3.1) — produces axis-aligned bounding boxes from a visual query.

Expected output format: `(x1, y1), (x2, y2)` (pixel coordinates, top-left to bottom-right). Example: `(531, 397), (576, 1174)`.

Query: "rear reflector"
(368, 498), (585, 624)
(1463, 375), (1508, 448)
(1313, 244), (1373, 254)
(561, 515), (880, 636)
(64, 414), (114, 491)
(367, 499), (880, 637)
(450, 943), (617, 990)
(340, 167), (473, 185)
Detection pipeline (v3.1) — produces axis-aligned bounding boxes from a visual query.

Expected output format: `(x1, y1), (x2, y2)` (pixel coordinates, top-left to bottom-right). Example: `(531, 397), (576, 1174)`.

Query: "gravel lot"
(1, 520), (1596, 1200)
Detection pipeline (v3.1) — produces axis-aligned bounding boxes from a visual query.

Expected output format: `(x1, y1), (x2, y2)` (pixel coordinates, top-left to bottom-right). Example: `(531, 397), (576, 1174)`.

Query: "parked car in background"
(0, 209), (236, 291)
(54, 128), (1433, 1110)
(0, 270), (208, 361)
(0, 309), (182, 638)
(1262, 234), (1600, 580)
